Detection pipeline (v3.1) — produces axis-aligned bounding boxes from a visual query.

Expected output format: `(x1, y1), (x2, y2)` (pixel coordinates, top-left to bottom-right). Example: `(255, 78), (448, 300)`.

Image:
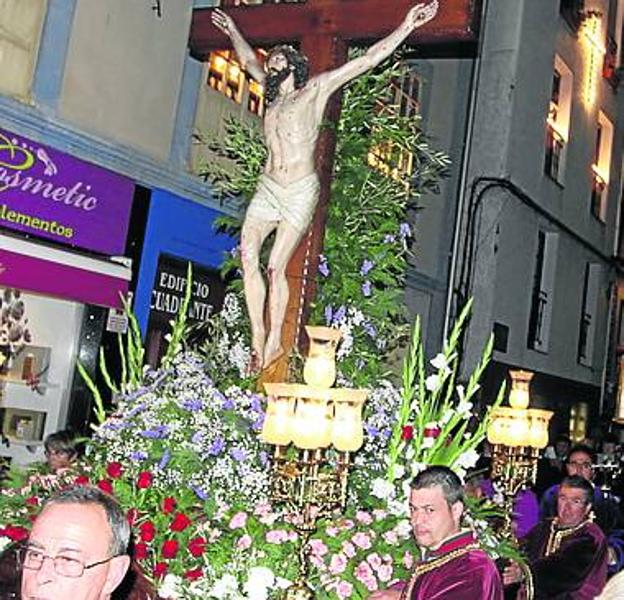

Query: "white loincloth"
(246, 173), (320, 232)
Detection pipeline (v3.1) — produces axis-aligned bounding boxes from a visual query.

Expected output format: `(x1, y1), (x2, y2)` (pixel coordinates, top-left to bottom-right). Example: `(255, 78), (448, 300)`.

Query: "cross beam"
(189, 1), (482, 60)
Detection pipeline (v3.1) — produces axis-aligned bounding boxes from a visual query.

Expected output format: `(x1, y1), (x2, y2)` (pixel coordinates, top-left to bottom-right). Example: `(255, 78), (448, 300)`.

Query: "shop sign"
(0, 128), (134, 255)
(148, 254), (227, 330)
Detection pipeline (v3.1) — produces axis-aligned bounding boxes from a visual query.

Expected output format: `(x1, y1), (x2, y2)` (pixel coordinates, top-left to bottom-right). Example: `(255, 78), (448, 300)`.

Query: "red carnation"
(162, 539), (179, 559)
(401, 425), (414, 441)
(25, 496), (39, 506)
(3, 525), (29, 542)
(188, 536), (207, 557)
(139, 521), (156, 543)
(170, 512), (191, 532)
(106, 462), (124, 479)
(97, 479), (114, 495)
(74, 475), (89, 486)
(137, 471), (153, 489)
(184, 568), (203, 581)
(126, 508), (139, 526)
(134, 542), (149, 561)
(162, 497), (176, 514)
(153, 562), (168, 578)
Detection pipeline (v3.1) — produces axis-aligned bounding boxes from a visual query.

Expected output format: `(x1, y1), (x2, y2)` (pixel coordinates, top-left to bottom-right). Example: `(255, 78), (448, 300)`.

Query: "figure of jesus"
(212, 1), (439, 371)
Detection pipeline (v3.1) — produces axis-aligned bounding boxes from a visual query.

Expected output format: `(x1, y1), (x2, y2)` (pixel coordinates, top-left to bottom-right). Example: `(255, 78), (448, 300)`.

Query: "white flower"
(371, 477), (396, 500)
(430, 353), (450, 374)
(395, 519), (412, 538)
(387, 498), (409, 516)
(409, 461), (427, 476)
(456, 400), (473, 416)
(244, 567), (275, 600)
(455, 449), (480, 470)
(0, 535), (10, 554)
(394, 464), (406, 479)
(208, 574), (240, 599)
(159, 574), (183, 599)
(425, 374), (440, 392)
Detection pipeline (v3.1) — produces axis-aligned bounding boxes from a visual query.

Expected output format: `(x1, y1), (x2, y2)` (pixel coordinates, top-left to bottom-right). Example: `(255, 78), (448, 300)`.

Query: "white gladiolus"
(159, 574), (183, 599)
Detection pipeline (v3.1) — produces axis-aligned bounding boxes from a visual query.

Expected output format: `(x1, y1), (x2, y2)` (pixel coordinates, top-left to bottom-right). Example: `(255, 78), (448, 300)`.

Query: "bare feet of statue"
(247, 349), (263, 376)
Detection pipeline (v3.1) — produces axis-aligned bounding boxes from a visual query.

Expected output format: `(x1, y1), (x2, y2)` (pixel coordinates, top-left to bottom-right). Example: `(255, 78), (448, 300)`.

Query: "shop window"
(603, 0), (624, 82)
(528, 231), (559, 353)
(590, 112), (613, 222)
(0, 0), (46, 99)
(544, 58), (572, 184)
(578, 263), (602, 366)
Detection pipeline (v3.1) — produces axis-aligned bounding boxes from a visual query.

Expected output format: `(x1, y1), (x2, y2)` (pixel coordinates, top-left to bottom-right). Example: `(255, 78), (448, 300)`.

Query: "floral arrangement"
(0, 287), (31, 370)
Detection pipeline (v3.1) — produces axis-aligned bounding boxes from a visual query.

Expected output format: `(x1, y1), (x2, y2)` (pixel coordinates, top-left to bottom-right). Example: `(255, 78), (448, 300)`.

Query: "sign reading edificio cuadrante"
(0, 128), (134, 255)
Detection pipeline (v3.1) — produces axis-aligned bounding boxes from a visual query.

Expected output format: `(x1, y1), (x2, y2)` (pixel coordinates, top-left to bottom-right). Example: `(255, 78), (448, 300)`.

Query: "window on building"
(544, 57), (572, 185)
(590, 112), (613, 222)
(560, 0), (585, 30)
(528, 231), (559, 353)
(368, 69), (421, 182)
(0, 0), (46, 99)
(604, 0), (624, 81)
(578, 263), (602, 366)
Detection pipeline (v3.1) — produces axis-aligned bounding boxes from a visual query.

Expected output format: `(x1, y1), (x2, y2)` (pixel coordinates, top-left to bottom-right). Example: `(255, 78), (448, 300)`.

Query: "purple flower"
(252, 416), (265, 431)
(364, 424), (380, 438)
(129, 450), (148, 462)
(363, 321), (377, 339)
(399, 222), (412, 239)
(250, 396), (264, 413)
(208, 438), (226, 456)
(360, 260), (374, 276)
(182, 398), (204, 412)
(127, 403), (147, 417)
(140, 425), (170, 439)
(158, 449), (171, 470)
(333, 305), (346, 323)
(231, 448), (247, 462)
(383, 234), (396, 244)
(221, 398), (236, 411)
(103, 421), (129, 431)
(324, 305), (333, 325)
(361, 280), (372, 297)
(190, 485), (208, 501)
(125, 387), (148, 402)
(191, 431), (204, 444)
(318, 255), (330, 277)
(259, 451), (269, 467)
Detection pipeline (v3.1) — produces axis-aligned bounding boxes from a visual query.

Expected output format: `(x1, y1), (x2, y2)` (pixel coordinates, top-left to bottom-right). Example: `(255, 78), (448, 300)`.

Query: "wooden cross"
(189, 0), (481, 380)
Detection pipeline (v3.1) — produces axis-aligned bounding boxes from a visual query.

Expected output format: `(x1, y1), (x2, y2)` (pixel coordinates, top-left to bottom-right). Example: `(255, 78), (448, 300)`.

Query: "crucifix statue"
(189, 0), (481, 380)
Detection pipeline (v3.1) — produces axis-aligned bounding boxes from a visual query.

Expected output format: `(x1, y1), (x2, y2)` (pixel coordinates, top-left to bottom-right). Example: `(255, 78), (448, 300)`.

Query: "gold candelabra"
(261, 326), (368, 598)
(486, 370), (552, 537)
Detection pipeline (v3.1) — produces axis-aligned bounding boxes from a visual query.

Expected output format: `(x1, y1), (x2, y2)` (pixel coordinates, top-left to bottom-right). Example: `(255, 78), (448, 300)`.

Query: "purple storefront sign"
(0, 128), (134, 255)
(0, 249), (129, 309)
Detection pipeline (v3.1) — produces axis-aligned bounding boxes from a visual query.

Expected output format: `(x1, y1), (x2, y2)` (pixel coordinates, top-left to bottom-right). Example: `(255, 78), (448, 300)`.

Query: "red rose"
(126, 508), (139, 526)
(25, 496), (39, 506)
(106, 462), (124, 479)
(74, 475), (89, 486)
(401, 425), (414, 441)
(97, 479), (114, 495)
(139, 521), (156, 542)
(170, 513), (191, 532)
(162, 497), (176, 514)
(184, 568), (203, 581)
(153, 562), (168, 578)
(137, 471), (153, 489)
(188, 536), (207, 557)
(162, 539), (179, 559)
(134, 542), (149, 560)
(3, 525), (29, 542)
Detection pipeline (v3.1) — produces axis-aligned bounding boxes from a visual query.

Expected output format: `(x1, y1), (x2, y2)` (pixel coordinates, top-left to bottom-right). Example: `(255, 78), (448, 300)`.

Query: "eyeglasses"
(567, 460), (593, 469)
(22, 546), (120, 578)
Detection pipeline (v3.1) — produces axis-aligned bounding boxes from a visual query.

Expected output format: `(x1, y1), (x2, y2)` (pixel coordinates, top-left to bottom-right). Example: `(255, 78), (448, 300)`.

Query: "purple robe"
(520, 518), (608, 599)
(401, 531), (503, 599)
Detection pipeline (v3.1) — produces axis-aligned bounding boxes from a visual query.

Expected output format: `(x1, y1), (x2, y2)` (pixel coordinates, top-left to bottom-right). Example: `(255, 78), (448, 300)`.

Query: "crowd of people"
(2, 430), (624, 599)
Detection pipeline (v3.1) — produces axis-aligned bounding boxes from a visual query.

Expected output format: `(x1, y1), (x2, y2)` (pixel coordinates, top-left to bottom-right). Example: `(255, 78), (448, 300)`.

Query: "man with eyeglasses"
(504, 475), (608, 598)
(20, 486), (130, 600)
(539, 444), (624, 574)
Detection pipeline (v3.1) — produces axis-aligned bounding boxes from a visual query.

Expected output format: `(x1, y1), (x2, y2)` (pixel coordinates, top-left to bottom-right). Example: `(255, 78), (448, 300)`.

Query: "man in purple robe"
(370, 466), (503, 599)
(504, 475), (608, 599)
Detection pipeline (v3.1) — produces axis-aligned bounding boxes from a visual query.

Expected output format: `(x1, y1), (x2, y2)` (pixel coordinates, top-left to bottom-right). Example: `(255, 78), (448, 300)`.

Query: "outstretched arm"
(212, 9), (265, 83)
(318, 1), (438, 96)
